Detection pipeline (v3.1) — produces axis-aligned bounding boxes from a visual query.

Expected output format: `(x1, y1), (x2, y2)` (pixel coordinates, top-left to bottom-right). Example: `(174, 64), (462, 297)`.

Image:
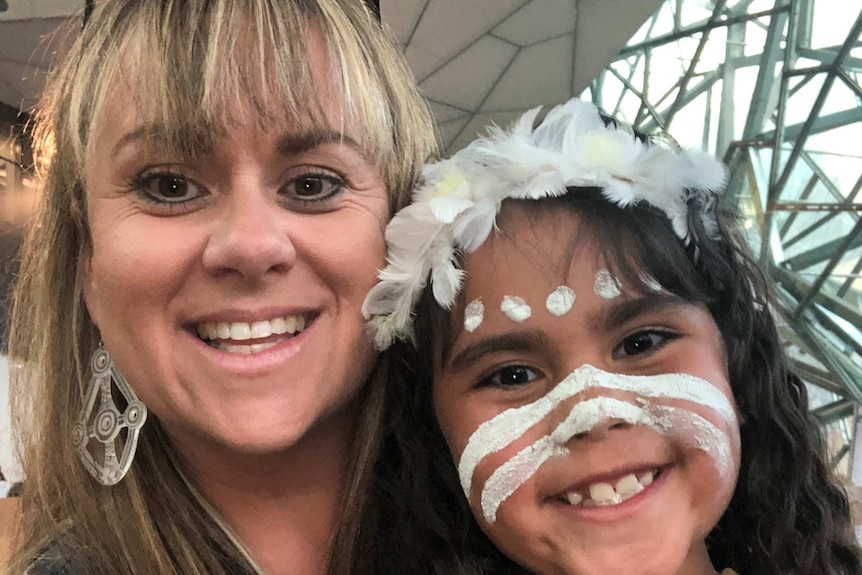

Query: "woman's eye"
(132, 172), (204, 205)
(613, 330), (673, 359)
(282, 173), (345, 203)
(480, 365), (541, 388)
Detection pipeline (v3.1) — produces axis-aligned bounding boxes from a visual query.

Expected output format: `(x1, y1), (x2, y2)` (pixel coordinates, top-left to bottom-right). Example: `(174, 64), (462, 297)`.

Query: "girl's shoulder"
(720, 569), (740, 575)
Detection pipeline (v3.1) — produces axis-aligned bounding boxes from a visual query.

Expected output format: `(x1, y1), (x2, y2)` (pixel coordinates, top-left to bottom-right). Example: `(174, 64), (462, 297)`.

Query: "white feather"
(362, 96), (731, 349)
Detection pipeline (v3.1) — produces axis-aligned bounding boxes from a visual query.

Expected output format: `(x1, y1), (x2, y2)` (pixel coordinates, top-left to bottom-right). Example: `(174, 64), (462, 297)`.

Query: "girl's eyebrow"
(588, 293), (694, 334)
(445, 329), (550, 375)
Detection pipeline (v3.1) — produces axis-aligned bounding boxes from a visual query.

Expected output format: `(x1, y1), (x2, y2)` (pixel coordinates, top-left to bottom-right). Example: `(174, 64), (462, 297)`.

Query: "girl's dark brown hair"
(385, 183), (862, 574)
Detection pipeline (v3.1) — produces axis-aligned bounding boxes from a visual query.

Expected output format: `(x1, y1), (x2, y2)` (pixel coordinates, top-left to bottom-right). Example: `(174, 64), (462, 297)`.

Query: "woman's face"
(82, 34), (388, 455)
(433, 207), (741, 575)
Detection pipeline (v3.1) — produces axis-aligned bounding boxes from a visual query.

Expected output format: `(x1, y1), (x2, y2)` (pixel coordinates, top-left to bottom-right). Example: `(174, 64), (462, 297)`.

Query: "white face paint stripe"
(457, 364), (735, 500)
(479, 397), (731, 523)
(480, 397), (646, 523)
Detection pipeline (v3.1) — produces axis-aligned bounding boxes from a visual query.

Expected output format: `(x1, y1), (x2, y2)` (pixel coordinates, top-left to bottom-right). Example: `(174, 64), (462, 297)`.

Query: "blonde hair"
(8, 1), (435, 573)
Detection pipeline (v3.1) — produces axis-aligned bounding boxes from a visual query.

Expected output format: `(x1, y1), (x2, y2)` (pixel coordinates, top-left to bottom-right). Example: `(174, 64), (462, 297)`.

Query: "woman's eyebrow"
(113, 125), (363, 159)
(588, 293), (693, 333)
(276, 130), (363, 157)
(445, 329), (550, 375)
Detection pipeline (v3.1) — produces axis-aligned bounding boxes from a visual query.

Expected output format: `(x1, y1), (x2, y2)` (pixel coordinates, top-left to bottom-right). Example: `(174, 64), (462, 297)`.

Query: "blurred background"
(1, 0), (861, 525)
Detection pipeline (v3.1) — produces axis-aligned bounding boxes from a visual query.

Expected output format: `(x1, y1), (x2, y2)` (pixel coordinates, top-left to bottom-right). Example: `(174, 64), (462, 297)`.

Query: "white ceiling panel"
(435, 116), (471, 151)
(492, 0), (577, 46)
(0, 15), (78, 111)
(404, 0), (525, 81)
(0, 0), (81, 21)
(481, 34), (573, 112)
(420, 35), (518, 111)
(380, 0), (426, 46)
(447, 110), (523, 151)
(427, 100), (470, 124)
(386, 0), (662, 152)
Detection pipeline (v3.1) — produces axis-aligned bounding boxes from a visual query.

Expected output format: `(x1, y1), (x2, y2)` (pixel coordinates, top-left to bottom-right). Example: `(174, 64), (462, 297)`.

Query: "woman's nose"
(202, 191), (297, 279)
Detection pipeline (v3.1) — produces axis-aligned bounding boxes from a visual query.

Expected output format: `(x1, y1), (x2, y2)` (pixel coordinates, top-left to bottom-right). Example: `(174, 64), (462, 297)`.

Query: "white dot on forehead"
(594, 269), (622, 299)
(546, 286), (575, 316)
(463, 298), (484, 333)
(501, 296), (532, 323)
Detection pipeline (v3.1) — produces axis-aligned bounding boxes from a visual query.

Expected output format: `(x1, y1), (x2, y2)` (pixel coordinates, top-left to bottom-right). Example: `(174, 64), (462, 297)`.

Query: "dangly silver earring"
(72, 345), (148, 486)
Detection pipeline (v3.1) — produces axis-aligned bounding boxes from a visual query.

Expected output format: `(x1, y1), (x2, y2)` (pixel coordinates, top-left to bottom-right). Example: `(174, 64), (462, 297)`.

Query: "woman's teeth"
(196, 315), (307, 353)
(562, 469), (658, 507)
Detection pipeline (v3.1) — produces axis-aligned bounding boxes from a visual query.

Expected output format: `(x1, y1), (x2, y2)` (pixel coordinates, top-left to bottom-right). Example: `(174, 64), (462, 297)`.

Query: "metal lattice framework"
(584, 0), (862, 473)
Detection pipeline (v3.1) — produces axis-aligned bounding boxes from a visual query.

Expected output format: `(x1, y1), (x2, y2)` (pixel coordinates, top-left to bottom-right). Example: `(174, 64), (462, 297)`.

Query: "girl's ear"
(81, 247), (100, 330)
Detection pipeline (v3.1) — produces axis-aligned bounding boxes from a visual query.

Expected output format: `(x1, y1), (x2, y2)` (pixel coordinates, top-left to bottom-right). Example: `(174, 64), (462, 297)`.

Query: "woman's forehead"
(89, 30), (354, 161)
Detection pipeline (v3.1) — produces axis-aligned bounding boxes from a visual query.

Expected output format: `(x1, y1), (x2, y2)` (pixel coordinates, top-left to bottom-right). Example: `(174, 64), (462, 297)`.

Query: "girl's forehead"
(463, 207), (604, 288)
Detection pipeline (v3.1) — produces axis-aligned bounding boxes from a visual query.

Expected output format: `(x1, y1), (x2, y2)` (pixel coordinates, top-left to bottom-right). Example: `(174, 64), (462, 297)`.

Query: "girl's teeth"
(563, 469), (659, 508)
(565, 491), (583, 505)
(614, 473), (641, 495)
(589, 482), (617, 504)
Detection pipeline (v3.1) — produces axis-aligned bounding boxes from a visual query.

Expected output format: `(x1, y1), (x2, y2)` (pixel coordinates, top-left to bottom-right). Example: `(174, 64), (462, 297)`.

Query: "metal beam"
(782, 223), (862, 271)
(813, 399), (856, 424)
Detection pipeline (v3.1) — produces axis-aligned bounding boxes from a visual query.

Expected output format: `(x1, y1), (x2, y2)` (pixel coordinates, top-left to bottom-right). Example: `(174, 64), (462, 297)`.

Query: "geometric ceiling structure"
(582, 0), (862, 475)
(383, 0), (663, 154)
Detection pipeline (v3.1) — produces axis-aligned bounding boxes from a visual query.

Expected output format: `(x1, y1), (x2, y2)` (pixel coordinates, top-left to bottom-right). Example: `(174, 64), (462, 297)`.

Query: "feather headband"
(362, 97), (729, 350)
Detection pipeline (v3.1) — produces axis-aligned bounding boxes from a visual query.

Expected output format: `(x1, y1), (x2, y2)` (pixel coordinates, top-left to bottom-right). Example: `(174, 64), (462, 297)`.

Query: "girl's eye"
(131, 171), (205, 205)
(282, 172), (346, 204)
(480, 365), (541, 388)
(613, 330), (674, 359)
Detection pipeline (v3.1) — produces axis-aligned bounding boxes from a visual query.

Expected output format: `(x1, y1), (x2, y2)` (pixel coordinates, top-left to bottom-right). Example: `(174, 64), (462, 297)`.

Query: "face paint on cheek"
(456, 365), (738, 522)
(594, 269), (622, 299)
(501, 295), (532, 323)
(478, 397), (732, 523)
(546, 286), (576, 316)
(464, 298), (484, 332)
(457, 364), (736, 500)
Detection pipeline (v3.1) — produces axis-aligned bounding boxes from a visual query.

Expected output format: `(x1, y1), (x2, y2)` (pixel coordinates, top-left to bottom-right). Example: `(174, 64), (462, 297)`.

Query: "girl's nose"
(202, 191), (297, 280)
(572, 418), (631, 441)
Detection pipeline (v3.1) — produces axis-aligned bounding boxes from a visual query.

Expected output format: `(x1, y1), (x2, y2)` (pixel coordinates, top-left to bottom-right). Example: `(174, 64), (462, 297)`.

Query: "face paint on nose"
(457, 364), (737, 501)
(479, 396), (731, 523)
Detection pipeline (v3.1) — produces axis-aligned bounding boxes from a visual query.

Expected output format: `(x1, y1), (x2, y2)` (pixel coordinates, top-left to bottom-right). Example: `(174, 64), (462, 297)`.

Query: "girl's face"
(432, 205), (741, 575)
(82, 30), (387, 458)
